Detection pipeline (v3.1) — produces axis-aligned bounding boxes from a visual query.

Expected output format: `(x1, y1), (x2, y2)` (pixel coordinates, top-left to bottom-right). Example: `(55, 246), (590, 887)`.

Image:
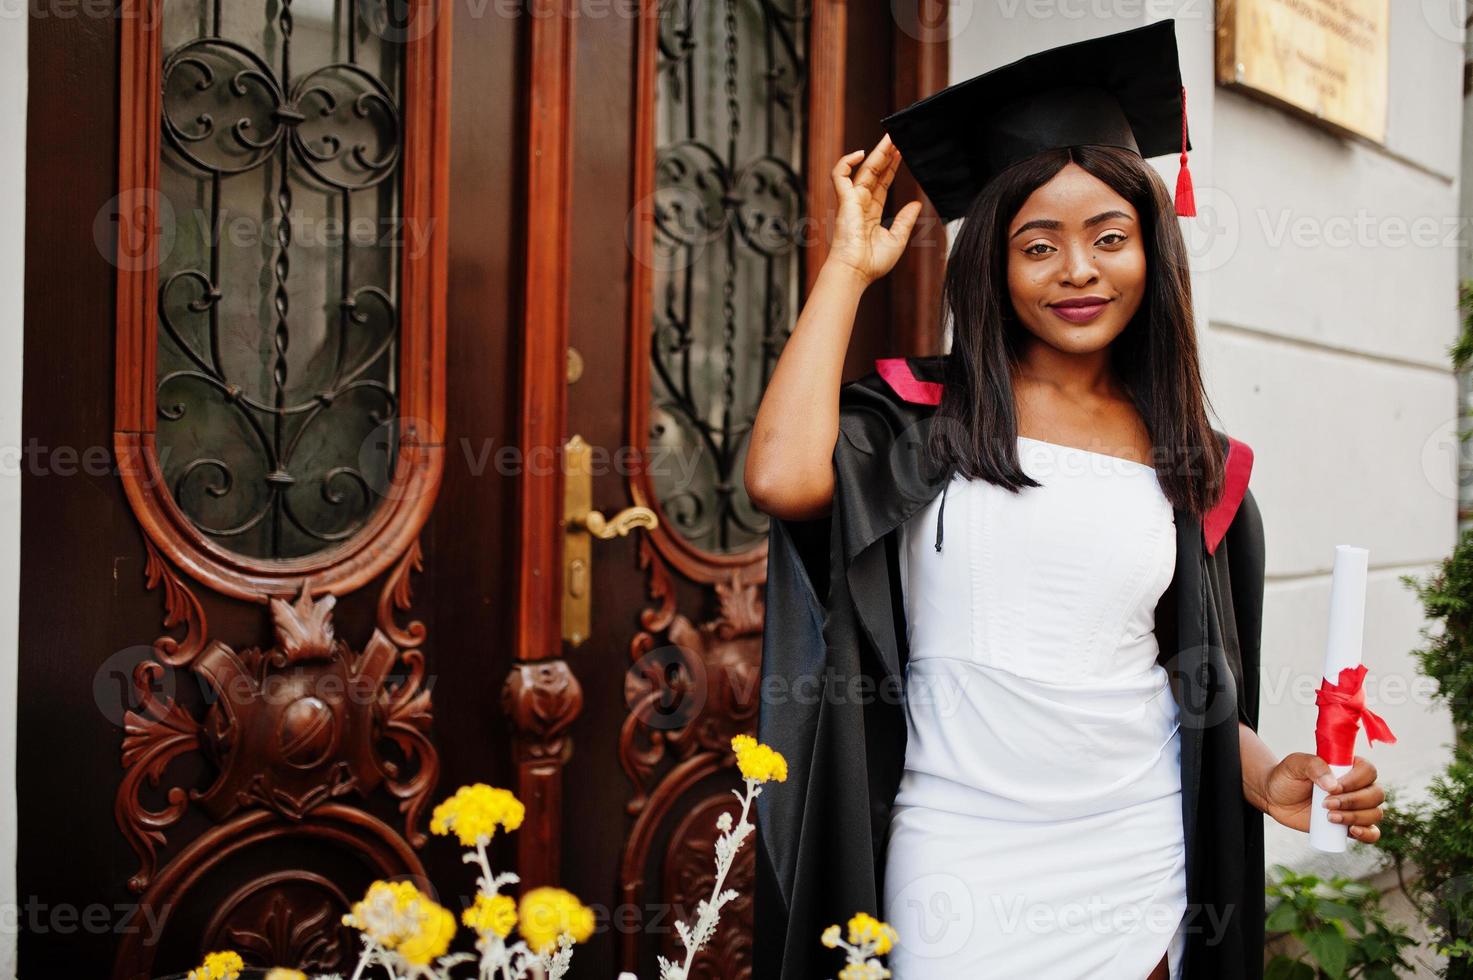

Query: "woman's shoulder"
(837, 355), (949, 455)
(1205, 427), (1257, 556)
(844, 354), (948, 407)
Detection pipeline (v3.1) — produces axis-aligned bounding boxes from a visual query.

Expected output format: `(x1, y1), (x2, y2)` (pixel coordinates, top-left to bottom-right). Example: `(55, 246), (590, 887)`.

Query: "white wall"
(1202, 0), (1463, 878)
(944, 1), (1463, 883)
(0, 5), (23, 977)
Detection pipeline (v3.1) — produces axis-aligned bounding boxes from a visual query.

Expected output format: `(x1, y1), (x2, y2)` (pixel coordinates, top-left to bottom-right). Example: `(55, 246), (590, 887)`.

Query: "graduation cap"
(881, 19), (1195, 223)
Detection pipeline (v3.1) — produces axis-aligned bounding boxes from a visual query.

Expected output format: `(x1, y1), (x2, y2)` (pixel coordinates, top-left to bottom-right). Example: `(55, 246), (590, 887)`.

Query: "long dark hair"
(924, 144), (1226, 517)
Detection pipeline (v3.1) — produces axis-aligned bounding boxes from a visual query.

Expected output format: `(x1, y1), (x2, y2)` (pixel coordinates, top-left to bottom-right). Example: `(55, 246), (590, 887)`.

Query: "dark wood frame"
(506, 0), (582, 891)
(112, 0), (453, 604)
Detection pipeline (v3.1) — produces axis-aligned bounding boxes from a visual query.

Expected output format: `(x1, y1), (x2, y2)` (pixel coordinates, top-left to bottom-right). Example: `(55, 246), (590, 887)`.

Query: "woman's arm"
(744, 134), (922, 521)
(1238, 720), (1385, 843)
(744, 262), (868, 521)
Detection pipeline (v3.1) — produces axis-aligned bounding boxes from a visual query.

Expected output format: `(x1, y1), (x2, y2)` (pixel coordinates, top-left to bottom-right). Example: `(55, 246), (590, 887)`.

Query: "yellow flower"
(343, 880), (421, 948)
(731, 734), (787, 783)
(463, 892), (518, 938)
(518, 886), (595, 955)
(838, 963), (891, 980)
(343, 879), (455, 963)
(430, 784), (526, 846)
(265, 971), (307, 980)
(821, 924), (842, 948)
(188, 951), (244, 980)
(846, 911), (898, 956)
(398, 902), (457, 966)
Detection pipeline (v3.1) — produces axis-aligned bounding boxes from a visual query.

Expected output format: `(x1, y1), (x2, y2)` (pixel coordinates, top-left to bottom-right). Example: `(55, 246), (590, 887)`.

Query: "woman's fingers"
(1278, 752), (1342, 793)
(830, 148), (865, 201)
(1324, 783), (1385, 813)
(852, 134), (895, 195)
(870, 146), (903, 213)
(1320, 755), (1385, 842)
(828, 139), (921, 280)
(884, 200), (923, 248)
(1336, 755), (1378, 791)
(1329, 803), (1383, 825)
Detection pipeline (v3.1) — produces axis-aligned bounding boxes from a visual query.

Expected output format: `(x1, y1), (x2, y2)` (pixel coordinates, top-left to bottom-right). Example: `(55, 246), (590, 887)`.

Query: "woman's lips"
(1048, 298), (1110, 324)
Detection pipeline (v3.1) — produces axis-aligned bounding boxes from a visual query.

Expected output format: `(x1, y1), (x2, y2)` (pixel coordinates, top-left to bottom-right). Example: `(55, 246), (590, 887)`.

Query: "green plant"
(1357, 279), (1473, 978)
(1396, 527), (1473, 740)
(1263, 865), (1417, 979)
(1451, 281), (1473, 374)
(1376, 746), (1473, 979)
(1375, 502), (1473, 977)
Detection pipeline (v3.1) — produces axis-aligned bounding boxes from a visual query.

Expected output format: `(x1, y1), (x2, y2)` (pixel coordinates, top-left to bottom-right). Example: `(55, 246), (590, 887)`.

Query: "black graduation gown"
(754, 353), (1266, 980)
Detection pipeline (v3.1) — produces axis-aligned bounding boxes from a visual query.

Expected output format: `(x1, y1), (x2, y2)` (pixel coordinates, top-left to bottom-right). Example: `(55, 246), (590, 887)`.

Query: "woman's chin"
(1031, 319), (1125, 352)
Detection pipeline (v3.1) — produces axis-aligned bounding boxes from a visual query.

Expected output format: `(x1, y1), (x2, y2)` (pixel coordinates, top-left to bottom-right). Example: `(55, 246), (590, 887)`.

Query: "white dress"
(881, 435), (1188, 980)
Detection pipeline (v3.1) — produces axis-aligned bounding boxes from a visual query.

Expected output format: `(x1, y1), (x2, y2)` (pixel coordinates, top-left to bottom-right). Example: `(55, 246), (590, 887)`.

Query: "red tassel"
(1175, 83), (1195, 217)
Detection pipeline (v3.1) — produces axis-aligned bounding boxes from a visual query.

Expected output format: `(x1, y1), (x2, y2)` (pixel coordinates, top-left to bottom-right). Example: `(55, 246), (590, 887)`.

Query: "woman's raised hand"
(826, 133), (924, 287)
(747, 140), (921, 520)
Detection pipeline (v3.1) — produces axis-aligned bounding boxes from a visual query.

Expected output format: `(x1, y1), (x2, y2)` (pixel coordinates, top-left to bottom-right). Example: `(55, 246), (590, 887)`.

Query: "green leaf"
(1313, 899), (1360, 926)
(1303, 925), (1349, 979)
(1265, 956), (1316, 980)
(1266, 901), (1301, 932)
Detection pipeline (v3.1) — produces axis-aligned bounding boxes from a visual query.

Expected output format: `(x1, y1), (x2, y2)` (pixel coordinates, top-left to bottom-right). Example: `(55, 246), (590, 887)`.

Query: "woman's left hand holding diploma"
(1256, 752), (1385, 842)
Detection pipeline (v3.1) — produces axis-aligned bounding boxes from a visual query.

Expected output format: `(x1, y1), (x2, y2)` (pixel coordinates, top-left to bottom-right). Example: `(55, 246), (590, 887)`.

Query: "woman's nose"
(1058, 243), (1100, 285)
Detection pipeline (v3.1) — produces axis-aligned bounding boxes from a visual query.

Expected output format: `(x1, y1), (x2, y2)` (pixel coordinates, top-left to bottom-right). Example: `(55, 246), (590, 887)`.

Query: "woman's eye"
(1023, 242), (1055, 256)
(1096, 232), (1126, 247)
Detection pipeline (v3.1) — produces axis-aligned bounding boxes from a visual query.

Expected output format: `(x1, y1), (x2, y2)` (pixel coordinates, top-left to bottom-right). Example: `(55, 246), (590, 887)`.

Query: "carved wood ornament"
(116, 542), (440, 889)
(110, 1), (451, 976)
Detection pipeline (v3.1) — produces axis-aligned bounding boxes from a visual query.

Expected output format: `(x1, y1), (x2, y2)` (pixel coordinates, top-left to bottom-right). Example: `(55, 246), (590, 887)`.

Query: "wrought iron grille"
(155, 0), (405, 559)
(648, 0), (809, 555)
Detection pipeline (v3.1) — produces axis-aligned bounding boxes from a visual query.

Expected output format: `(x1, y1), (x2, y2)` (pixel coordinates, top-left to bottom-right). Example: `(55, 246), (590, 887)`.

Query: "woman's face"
(1004, 161), (1147, 355)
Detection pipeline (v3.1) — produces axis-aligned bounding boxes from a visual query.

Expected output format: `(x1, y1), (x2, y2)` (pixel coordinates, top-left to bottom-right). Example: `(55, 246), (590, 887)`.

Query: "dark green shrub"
(1264, 865), (1417, 979)
(1363, 279), (1473, 978)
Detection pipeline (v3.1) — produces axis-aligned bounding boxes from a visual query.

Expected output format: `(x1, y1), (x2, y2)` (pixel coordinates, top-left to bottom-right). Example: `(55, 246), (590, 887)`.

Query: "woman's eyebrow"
(1009, 209), (1135, 240)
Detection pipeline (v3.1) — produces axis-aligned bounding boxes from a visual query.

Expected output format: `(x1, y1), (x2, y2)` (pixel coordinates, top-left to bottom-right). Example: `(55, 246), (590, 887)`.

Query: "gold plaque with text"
(1216, 0), (1389, 143)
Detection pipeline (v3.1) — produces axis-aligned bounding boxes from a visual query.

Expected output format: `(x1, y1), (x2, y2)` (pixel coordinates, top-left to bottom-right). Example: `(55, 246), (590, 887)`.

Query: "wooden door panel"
(18, 2), (523, 976)
(559, 3), (641, 973)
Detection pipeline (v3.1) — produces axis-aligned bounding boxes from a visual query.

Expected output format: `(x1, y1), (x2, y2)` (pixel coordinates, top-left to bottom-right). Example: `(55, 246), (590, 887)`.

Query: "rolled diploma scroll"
(1310, 545), (1397, 852)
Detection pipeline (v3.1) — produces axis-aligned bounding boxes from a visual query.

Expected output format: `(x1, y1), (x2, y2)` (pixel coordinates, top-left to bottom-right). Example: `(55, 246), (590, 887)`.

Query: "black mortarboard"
(881, 19), (1195, 223)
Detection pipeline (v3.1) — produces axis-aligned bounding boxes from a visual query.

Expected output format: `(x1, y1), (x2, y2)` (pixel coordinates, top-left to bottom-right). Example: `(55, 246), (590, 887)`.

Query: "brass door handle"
(563, 434), (659, 647)
(569, 506), (658, 539)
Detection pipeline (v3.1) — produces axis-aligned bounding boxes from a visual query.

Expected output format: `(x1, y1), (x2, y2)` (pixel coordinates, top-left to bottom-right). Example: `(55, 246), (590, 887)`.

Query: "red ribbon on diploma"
(1314, 663), (1397, 766)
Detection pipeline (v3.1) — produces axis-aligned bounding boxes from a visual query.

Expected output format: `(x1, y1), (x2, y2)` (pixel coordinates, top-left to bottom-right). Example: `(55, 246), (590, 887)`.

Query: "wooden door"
(521, 3), (950, 979)
(16, 1), (946, 978)
(19, 2), (523, 976)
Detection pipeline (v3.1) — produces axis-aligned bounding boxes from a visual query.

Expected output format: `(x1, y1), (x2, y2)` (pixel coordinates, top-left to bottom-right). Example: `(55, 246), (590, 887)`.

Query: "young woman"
(746, 22), (1387, 980)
